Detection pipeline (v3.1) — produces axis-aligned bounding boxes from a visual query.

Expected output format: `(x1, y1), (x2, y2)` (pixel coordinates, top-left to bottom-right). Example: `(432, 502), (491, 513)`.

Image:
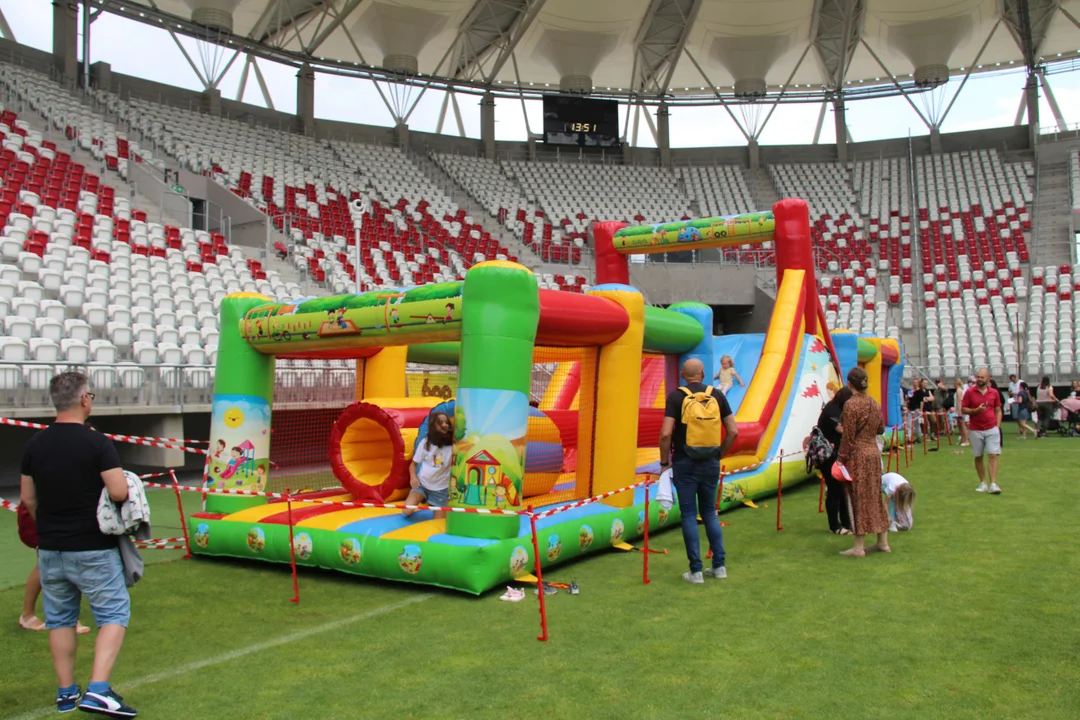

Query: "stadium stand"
(2, 51), (1076, 407)
(913, 150), (1032, 378)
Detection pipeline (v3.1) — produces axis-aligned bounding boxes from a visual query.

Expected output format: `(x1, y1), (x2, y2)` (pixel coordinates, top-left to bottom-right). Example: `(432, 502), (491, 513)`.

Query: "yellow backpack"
(679, 386), (723, 459)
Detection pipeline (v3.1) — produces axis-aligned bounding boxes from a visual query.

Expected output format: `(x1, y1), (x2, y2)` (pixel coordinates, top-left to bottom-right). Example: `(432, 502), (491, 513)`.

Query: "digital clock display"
(542, 96), (620, 148)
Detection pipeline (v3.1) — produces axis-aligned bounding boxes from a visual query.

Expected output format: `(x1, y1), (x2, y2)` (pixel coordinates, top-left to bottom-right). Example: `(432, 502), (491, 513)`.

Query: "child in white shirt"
(881, 472), (915, 532)
(404, 411), (453, 519)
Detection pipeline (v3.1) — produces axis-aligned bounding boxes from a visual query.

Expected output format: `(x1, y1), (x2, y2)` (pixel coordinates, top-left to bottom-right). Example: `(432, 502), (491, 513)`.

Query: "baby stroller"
(1056, 398), (1080, 437)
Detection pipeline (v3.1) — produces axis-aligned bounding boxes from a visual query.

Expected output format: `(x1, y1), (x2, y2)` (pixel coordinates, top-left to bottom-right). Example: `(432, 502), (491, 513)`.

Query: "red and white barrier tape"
(143, 481), (285, 499)
(534, 479), (650, 519)
(288, 497), (528, 515)
(1, 498), (17, 513)
(134, 542), (187, 550)
(0, 418), (209, 455)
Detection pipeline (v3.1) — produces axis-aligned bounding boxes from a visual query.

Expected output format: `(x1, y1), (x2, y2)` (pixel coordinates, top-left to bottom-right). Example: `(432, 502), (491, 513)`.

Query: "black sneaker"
(57, 686), (81, 714)
(78, 689), (137, 718)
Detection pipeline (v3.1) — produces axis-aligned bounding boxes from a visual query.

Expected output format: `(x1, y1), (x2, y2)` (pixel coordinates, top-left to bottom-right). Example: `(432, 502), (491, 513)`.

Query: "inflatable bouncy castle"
(188, 199), (903, 593)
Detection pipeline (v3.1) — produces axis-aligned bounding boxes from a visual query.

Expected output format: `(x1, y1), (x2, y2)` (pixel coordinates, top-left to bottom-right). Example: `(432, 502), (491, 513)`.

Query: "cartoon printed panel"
(450, 388), (529, 510)
(241, 284), (463, 350)
(611, 212), (775, 252)
(206, 394), (271, 491)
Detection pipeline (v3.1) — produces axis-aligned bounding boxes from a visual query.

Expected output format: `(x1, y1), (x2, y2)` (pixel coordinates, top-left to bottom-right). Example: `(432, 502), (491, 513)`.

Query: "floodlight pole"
(354, 225), (362, 294)
(81, 0), (91, 91)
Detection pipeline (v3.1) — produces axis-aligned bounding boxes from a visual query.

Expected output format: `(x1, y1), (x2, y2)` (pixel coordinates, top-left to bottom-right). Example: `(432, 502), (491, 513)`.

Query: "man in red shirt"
(962, 367), (1003, 494)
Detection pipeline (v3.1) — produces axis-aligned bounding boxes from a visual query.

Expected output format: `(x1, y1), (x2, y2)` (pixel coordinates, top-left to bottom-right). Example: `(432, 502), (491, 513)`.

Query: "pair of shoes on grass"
(975, 482), (1002, 494)
(683, 567), (727, 584)
(56, 683), (137, 717)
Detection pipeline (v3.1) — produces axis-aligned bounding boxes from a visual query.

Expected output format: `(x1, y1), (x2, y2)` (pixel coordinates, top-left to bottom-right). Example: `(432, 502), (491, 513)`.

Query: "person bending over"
(881, 472), (915, 532)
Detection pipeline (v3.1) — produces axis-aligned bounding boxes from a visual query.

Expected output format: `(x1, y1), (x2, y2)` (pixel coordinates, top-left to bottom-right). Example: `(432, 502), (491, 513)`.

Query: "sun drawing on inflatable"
(224, 407), (245, 429)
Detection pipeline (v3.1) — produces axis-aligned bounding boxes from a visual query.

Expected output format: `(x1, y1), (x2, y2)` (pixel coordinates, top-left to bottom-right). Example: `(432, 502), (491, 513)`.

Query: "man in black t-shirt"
(659, 358), (738, 584)
(907, 379), (930, 443)
(20, 372), (137, 717)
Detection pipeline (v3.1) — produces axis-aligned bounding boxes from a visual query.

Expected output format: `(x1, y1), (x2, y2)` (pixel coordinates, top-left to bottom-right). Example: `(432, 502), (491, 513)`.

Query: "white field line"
(5, 594), (433, 720)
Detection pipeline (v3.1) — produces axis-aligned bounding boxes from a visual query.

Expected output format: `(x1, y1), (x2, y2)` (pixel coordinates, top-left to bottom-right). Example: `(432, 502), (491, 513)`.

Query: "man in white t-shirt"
(1007, 374), (1021, 420)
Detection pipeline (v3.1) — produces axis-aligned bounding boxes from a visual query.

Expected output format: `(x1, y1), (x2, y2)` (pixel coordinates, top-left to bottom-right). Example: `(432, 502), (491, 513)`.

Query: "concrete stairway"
(1033, 154), (1075, 267)
(410, 150), (594, 279)
(747, 167), (781, 210)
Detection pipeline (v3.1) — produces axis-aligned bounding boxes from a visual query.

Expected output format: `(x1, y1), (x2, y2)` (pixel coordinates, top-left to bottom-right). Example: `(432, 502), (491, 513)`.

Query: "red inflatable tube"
(328, 402), (409, 502)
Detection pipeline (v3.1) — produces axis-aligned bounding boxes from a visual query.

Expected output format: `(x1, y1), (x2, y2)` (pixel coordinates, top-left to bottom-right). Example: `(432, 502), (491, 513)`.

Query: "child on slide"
(713, 355), (745, 395)
(881, 472), (915, 532)
(404, 411), (453, 519)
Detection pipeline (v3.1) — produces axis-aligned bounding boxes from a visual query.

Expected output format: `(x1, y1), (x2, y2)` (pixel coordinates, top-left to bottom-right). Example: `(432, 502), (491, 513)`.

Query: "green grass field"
(2, 436), (1078, 719)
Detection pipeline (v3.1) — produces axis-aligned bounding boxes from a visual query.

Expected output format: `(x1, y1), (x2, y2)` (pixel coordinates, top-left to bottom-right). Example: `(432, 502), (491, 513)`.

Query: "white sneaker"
(889, 521), (899, 532)
(682, 571), (704, 584)
(499, 587), (525, 602)
(989, 483), (1002, 495)
(704, 566), (727, 579)
(976, 483), (988, 492)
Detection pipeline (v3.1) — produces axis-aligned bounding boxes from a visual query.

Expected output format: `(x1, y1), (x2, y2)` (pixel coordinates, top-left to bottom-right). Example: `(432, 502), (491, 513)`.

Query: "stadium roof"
(106, 0), (1080, 103)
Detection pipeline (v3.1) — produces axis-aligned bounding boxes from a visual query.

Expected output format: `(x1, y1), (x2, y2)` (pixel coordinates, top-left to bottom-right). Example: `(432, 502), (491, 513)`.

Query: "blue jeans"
(673, 456), (725, 573)
(38, 548), (131, 629)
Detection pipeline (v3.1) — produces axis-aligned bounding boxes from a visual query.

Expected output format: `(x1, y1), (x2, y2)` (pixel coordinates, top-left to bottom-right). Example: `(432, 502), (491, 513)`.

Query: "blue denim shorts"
(416, 485), (449, 508)
(38, 548), (131, 629)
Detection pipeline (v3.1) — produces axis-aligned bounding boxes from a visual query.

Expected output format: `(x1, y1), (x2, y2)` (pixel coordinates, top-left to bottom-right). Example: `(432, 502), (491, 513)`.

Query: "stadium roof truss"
(94, 0), (1080, 117)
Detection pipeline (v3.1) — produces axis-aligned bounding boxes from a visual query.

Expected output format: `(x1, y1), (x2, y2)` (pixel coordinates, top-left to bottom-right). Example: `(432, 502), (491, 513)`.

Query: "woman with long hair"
(1036, 376), (1058, 438)
(953, 378), (970, 446)
(836, 367), (892, 557)
(1015, 381), (1036, 439)
(815, 386), (853, 534)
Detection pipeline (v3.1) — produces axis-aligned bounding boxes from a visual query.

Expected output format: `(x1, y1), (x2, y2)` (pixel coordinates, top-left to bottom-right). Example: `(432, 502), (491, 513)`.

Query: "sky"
(4, 0), (1080, 148)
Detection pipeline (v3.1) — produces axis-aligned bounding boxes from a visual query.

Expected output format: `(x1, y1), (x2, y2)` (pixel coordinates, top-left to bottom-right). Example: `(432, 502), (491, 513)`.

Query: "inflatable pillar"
(773, 199), (819, 336)
(359, 346), (407, 400)
(883, 339), (904, 428)
(592, 220), (630, 286)
(587, 284), (645, 508)
(206, 293), (275, 514)
(668, 302), (714, 379)
(448, 261), (539, 539)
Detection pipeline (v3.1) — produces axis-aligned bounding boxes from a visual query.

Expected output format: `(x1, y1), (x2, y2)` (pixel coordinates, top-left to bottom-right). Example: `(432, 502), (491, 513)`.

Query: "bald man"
(659, 358), (739, 584)
(962, 367), (1003, 494)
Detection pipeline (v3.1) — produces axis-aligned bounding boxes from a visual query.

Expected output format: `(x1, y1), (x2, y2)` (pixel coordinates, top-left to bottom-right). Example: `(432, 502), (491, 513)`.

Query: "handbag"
(831, 461), (853, 482)
(17, 504), (38, 549)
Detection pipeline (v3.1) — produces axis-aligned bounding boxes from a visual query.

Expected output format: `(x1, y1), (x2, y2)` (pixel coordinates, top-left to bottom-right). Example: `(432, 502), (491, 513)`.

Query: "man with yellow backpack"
(659, 359), (739, 584)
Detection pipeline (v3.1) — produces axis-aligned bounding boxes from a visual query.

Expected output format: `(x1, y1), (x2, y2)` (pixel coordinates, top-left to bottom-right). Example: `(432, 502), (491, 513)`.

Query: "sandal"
(18, 614), (46, 631)
(838, 528), (853, 535)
